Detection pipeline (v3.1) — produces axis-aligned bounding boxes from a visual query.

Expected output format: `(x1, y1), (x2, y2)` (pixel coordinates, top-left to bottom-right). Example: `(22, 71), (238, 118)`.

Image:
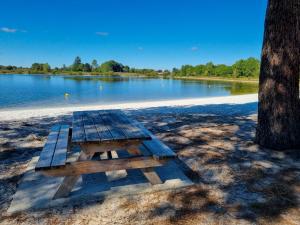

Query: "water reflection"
(224, 82), (258, 95)
(0, 74), (258, 109)
(63, 75), (129, 83)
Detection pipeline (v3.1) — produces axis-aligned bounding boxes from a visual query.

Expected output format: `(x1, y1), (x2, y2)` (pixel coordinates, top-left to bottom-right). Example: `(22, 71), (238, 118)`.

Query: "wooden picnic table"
(36, 110), (176, 199)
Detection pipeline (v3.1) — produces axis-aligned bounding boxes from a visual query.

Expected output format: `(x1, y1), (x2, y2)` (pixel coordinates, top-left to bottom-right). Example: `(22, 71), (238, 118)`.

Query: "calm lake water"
(0, 74), (258, 109)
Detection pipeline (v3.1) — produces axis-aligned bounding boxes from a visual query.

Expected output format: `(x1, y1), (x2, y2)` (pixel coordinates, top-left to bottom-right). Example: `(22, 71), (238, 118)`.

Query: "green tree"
(91, 59), (98, 71)
(204, 62), (215, 76)
(180, 65), (194, 76)
(194, 65), (206, 76)
(214, 64), (233, 77)
(31, 63), (42, 71)
(245, 57), (260, 77)
(6, 65), (16, 70)
(83, 63), (92, 72)
(172, 68), (180, 76)
(42, 63), (51, 72)
(100, 60), (124, 72)
(233, 58), (260, 77)
(30, 63), (51, 73)
(123, 65), (130, 72)
(72, 56), (83, 71)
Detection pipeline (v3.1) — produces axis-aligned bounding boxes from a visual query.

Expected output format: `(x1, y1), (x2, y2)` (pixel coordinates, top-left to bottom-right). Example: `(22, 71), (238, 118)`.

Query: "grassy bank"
(172, 75), (258, 83)
(0, 71), (259, 84)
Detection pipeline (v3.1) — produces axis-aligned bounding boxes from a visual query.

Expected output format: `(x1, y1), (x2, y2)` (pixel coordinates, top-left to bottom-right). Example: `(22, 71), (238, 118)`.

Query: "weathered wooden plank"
(42, 156), (163, 176)
(111, 111), (150, 140)
(130, 119), (176, 159)
(35, 125), (61, 170)
(53, 151), (93, 199)
(90, 111), (113, 141)
(71, 110), (151, 143)
(126, 144), (163, 185)
(109, 111), (137, 139)
(53, 176), (78, 199)
(98, 111), (126, 140)
(51, 125), (69, 167)
(82, 113), (101, 142)
(137, 144), (152, 157)
(79, 140), (142, 155)
(143, 139), (176, 160)
(127, 147), (142, 156)
(116, 111), (150, 136)
(141, 168), (163, 185)
(72, 112), (85, 143)
(107, 111), (132, 139)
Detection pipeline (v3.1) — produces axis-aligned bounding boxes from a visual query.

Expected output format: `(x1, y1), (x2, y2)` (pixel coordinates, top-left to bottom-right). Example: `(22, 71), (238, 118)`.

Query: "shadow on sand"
(0, 102), (299, 223)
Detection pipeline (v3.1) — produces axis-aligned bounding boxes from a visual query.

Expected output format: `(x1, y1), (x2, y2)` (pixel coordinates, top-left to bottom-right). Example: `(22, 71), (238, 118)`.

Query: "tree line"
(0, 56), (260, 78)
(173, 57), (260, 78)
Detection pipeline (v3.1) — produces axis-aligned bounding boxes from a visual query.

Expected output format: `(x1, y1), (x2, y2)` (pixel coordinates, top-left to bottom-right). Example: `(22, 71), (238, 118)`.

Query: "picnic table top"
(71, 110), (151, 143)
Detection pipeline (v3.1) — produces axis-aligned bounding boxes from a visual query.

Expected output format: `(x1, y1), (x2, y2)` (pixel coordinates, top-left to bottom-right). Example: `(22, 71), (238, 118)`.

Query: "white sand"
(0, 94), (258, 121)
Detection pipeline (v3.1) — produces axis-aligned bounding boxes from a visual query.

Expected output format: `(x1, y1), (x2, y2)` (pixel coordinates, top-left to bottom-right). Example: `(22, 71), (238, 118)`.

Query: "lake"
(0, 74), (258, 109)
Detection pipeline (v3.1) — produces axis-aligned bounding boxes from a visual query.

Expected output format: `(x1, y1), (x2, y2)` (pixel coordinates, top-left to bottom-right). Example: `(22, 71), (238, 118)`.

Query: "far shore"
(0, 94), (258, 121)
(114, 72), (259, 83)
(172, 75), (259, 83)
(0, 72), (259, 84)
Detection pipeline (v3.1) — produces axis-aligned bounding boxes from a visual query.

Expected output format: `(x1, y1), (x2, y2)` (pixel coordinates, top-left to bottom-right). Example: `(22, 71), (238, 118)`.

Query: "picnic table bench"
(35, 110), (176, 199)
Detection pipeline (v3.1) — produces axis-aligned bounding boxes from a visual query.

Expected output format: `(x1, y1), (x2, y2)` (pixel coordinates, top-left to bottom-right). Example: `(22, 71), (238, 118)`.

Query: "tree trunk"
(256, 0), (300, 149)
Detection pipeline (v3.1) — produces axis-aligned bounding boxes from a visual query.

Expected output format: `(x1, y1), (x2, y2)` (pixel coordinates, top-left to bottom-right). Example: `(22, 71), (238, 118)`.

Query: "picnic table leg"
(141, 167), (163, 185)
(53, 151), (93, 199)
(127, 147), (162, 185)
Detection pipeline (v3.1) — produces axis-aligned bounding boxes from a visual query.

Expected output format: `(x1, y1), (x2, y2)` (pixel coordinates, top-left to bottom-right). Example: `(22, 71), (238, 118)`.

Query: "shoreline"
(172, 76), (259, 83)
(0, 72), (259, 84)
(0, 94), (258, 121)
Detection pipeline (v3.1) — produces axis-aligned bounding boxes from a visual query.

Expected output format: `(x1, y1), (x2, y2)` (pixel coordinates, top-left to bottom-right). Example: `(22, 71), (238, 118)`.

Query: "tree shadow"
(0, 114), (72, 216)
(1, 103), (299, 224)
(124, 102), (299, 223)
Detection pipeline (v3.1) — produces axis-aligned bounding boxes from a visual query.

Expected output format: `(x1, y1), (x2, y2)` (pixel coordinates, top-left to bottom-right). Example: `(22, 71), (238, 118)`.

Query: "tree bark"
(256, 0), (300, 149)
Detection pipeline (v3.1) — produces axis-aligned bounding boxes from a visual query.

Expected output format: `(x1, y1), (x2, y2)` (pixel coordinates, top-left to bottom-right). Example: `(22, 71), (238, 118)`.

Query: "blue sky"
(0, 0), (267, 69)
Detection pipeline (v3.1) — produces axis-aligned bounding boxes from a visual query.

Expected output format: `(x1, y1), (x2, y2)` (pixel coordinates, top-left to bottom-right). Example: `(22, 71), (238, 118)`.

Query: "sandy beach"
(0, 94), (258, 121)
(1, 94), (299, 225)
